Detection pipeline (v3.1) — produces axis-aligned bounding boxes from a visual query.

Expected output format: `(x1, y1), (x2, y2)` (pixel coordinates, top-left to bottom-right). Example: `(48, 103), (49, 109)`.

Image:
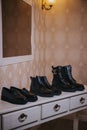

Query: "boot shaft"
(62, 65), (76, 83)
(52, 66), (69, 85)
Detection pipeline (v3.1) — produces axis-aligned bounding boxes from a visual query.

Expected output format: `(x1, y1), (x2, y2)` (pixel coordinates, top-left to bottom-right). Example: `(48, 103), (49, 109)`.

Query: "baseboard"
(62, 112), (87, 122)
(78, 114), (87, 122)
(62, 113), (77, 120)
(30, 125), (40, 130)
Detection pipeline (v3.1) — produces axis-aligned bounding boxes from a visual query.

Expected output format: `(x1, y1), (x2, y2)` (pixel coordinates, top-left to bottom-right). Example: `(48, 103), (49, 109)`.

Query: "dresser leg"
(73, 118), (79, 130)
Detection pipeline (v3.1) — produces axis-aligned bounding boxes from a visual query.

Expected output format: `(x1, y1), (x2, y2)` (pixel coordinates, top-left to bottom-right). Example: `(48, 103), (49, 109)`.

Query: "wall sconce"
(42, 0), (55, 10)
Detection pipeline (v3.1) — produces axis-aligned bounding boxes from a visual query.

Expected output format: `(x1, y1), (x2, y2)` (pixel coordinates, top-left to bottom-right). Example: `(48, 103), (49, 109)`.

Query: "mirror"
(0, 0), (33, 66)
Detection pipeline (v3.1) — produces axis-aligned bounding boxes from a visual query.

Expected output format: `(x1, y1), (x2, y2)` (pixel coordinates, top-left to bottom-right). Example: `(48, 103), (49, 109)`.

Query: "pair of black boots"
(52, 65), (84, 92)
(30, 76), (61, 97)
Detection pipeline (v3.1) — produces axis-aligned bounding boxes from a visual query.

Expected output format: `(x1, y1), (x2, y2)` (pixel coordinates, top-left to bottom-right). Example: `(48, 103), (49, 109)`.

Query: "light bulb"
(47, 0), (55, 4)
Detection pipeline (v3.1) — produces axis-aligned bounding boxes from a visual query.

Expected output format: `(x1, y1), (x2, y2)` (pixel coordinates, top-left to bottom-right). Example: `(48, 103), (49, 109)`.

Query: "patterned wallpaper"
(0, 0), (87, 92)
(44, 0), (87, 84)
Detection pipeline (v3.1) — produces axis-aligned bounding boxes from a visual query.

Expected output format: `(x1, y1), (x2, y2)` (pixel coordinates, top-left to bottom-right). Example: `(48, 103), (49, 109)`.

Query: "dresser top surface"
(0, 85), (87, 114)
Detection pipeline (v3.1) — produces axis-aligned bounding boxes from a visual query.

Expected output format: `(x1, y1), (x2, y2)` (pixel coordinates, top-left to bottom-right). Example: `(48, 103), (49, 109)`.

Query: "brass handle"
(18, 113), (27, 123)
(54, 104), (60, 112)
(80, 97), (85, 104)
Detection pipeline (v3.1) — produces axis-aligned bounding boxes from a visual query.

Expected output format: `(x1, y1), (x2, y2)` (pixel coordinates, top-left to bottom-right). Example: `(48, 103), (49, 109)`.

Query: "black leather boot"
(52, 66), (77, 92)
(30, 76), (54, 97)
(62, 65), (85, 91)
(39, 76), (62, 95)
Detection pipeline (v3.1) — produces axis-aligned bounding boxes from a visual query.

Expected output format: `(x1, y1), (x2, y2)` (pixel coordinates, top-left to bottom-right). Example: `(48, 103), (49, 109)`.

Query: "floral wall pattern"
(0, 0), (87, 93)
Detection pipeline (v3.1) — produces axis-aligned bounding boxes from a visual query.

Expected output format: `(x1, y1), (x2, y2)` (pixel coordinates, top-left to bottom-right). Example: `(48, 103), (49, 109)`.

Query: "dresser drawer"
(41, 99), (69, 119)
(2, 106), (40, 130)
(70, 94), (87, 110)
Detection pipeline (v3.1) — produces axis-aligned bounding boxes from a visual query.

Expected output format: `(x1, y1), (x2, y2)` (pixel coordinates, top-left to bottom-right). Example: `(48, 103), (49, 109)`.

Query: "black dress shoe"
(62, 65), (85, 91)
(52, 66), (77, 92)
(21, 88), (38, 102)
(30, 76), (54, 97)
(10, 86), (38, 102)
(40, 76), (62, 95)
(1, 87), (28, 105)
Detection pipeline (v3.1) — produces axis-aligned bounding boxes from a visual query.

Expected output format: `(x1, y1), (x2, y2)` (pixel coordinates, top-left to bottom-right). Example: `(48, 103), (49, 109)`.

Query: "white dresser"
(0, 85), (87, 130)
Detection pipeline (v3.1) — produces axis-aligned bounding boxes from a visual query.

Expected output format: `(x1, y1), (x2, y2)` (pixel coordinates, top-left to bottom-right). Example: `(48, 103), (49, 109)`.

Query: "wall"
(0, 0), (87, 92)
(0, 0), (45, 90)
(44, 0), (87, 84)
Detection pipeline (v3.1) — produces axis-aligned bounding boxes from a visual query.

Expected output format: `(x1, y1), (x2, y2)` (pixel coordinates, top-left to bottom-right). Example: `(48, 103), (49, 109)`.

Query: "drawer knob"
(54, 104), (60, 112)
(80, 97), (85, 104)
(18, 113), (27, 123)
